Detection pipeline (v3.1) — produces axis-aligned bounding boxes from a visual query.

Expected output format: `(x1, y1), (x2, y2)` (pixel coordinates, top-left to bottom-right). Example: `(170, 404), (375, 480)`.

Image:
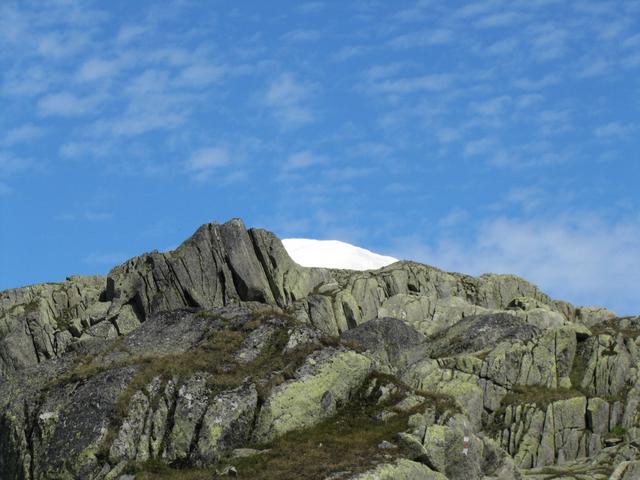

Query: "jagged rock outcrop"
(0, 219), (602, 382)
(0, 218), (638, 480)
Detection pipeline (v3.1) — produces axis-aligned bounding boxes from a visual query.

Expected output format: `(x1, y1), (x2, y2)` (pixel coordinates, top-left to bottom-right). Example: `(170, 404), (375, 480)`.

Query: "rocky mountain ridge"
(1, 218), (637, 480)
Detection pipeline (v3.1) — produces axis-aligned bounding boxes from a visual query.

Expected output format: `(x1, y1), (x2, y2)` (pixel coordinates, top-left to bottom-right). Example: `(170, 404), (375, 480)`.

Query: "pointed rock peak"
(281, 238), (398, 271)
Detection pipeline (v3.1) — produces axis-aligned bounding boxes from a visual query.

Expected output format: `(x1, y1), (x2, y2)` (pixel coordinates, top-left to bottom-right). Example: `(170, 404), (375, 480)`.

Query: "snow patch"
(282, 238), (398, 271)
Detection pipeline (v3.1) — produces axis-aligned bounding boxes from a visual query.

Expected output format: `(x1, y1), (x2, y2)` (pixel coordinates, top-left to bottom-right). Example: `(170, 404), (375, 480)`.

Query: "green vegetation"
(126, 374), (446, 480)
(500, 386), (584, 410)
(23, 300), (40, 314)
(590, 318), (640, 339)
(94, 309), (348, 460)
(606, 425), (628, 439)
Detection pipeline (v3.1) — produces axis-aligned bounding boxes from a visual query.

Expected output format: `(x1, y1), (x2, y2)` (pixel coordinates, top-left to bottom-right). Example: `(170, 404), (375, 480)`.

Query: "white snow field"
(281, 238), (398, 271)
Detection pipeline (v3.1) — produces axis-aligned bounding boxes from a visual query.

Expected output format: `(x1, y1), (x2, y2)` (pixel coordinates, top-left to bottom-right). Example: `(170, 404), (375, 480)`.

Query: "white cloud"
(90, 91), (192, 137)
(454, 2), (497, 19)
(185, 147), (230, 181)
(436, 127), (461, 144)
(537, 108), (571, 135)
(59, 141), (112, 158)
(125, 70), (171, 95)
(2, 66), (52, 97)
(470, 95), (511, 116)
(394, 215), (640, 315)
(515, 94), (543, 109)
(77, 58), (119, 82)
(594, 122), (635, 139)
(513, 74), (561, 90)
(116, 24), (147, 44)
(331, 45), (368, 61)
(37, 92), (99, 116)
(0, 152), (35, 175)
(283, 150), (327, 170)
(373, 74), (454, 94)
(475, 12), (525, 28)
(36, 31), (90, 59)
(464, 137), (496, 156)
(297, 2), (324, 14)
(578, 58), (611, 78)
(439, 208), (469, 228)
(1, 123), (45, 146)
(388, 29), (453, 48)
(264, 73), (314, 126)
(529, 24), (568, 61)
(505, 186), (546, 212)
(281, 29), (321, 43)
(176, 63), (226, 87)
(486, 37), (519, 56)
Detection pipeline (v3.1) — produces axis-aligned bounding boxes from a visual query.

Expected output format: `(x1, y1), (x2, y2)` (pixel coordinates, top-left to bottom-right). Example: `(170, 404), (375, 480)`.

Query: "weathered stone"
(340, 317), (426, 372)
(163, 373), (211, 462)
(195, 383), (258, 465)
(253, 348), (372, 443)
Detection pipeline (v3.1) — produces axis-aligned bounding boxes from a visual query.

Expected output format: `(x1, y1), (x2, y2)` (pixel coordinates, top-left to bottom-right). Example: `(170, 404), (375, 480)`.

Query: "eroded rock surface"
(0, 218), (638, 479)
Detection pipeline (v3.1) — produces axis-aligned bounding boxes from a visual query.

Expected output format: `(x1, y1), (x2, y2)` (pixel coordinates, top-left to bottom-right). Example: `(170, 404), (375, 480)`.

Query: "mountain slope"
(0, 218), (636, 480)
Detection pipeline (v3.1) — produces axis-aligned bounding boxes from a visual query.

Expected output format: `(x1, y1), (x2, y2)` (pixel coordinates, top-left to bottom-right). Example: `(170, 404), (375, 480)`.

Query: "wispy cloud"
(464, 137), (496, 156)
(297, 2), (324, 14)
(264, 73), (315, 126)
(388, 29), (453, 48)
(37, 92), (102, 116)
(595, 122), (636, 139)
(1, 124), (45, 146)
(0, 152), (37, 193)
(370, 73), (454, 94)
(528, 23), (569, 61)
(394, 214), (640, 314)
(185, 147), (230, 181)
(281, 29), (322, 43)
(176, 63), (226, 87)
(513, 73), (561, 90)
(76, 58), (120, 82)
(283, 150), (327, 171)
(331, 45), (368, 61)
(2, 66), (52, 97)
(470, 95), (511, 116)
(0, 152), (35, 175)
(475, 12), (525, 29)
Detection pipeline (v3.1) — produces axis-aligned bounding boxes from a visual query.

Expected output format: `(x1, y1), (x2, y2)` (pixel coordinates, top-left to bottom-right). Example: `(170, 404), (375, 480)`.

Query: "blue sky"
(1, 0), (639, 315)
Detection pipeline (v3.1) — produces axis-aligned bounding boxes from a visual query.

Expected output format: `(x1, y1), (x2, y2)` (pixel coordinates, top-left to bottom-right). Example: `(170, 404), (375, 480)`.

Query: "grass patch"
(23, 300), (40, 314)
(606, 425), (627, 438)
(500, 386), (584, 410)
(590, 318), (640, 339)
(97, 311), (341, 460)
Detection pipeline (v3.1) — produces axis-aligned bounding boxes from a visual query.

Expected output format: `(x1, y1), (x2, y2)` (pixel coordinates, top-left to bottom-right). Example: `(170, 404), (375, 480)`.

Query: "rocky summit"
(1, 218), (639, 480)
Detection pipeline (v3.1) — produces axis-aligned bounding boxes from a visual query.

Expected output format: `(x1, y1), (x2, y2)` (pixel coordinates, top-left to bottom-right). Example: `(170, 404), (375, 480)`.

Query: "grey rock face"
(195, 383), (258, 464)
(423, 312), (542, 358)
(2, 218), (639, 480)
(340, 317), (426, 372)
